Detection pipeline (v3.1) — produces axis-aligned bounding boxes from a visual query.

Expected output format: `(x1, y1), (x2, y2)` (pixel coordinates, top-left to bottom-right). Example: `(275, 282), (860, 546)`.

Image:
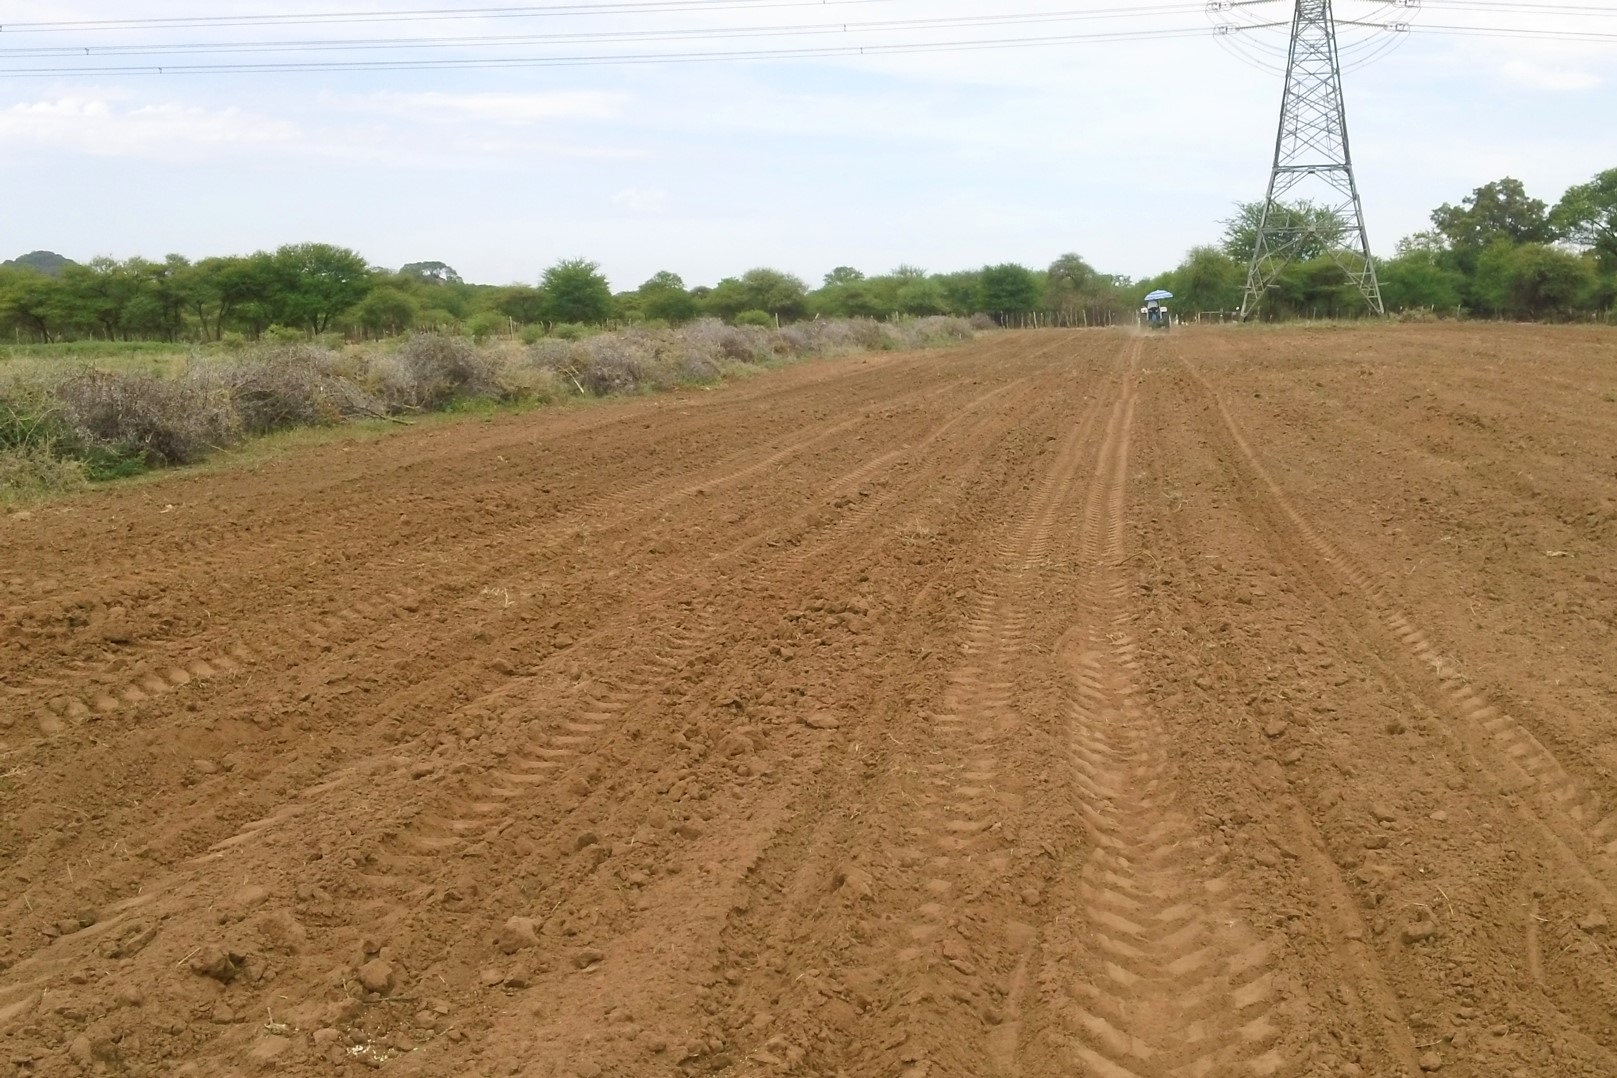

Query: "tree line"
(1142, 168), (1617, 321)
(0, 246), (1129, 345)
(3, 165), (1611, 344)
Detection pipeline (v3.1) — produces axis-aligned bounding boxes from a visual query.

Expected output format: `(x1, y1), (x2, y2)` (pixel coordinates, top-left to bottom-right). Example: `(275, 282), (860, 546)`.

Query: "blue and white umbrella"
(1143, 289), (1174, 301)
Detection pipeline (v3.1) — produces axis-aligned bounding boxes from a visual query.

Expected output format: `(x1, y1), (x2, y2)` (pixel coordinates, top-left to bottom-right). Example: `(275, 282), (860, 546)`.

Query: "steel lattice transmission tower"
(1241, 0), (1384, 319)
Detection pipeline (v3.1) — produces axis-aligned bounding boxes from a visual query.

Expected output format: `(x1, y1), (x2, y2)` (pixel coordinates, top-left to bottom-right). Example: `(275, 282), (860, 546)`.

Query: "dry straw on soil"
(0, 316), (976, 497)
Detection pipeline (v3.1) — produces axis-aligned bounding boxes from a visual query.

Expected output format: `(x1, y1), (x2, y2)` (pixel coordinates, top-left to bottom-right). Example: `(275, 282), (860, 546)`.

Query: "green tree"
(1551, 168), (1617, 271)
(355, 287), (420, 337)
(978, 263), (1041, 319)
(178, 255), (255, 340)
(1378, 249), (1465, 312)
(933, 270), (983, 315)
(810, 279), (883, 319)
(540, 258), (613, 324)
(0, 269), (69, 341)
(59, 258), (135, 339)
(1221, 200), (1346, 263)
(637, 271), (699, 324)
(1168, 246), (1245, 314)
(489, 285), (546, 325)
(895, 278), (949, 316)
(738, 268), (808, 321)
(823, 266), (865, 286)
(270, 243), (373, 333)
(702, 278), (749, 321)
(1044, 252), (1098, 310)
(399, 260), (464, 286)
(1474, 242), (1594, 320)
(1431, 178), (1553, 260)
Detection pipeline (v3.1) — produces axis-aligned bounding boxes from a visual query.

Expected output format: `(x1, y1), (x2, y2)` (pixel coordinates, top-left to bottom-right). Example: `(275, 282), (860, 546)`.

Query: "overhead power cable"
(0, 0), (908, 34)
(1402, 18), (1617, 35)
(0, 5), (1207, 59)
(1418, 0), (1617, 14)
(0, 24), (1217, 76)
(1, 1), (1612, 77)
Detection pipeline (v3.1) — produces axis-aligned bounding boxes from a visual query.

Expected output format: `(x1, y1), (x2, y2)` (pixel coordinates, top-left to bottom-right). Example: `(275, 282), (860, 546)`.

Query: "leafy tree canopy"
(737, 268), (809, 319)
(540, 258), (613, 325)
(1431, 178), (1553, 253)
(276, 243), (372, 333)
(1551, 167), (1617, 270)
(978, 263), (1041, 318)
(1221, 200), (1347, 263)
(639, 270), (686, 293)
(399, 260), (464, 286)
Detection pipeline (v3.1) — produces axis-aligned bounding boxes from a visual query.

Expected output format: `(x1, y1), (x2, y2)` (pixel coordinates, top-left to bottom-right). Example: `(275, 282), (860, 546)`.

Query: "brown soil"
(2, 323), (1615, 1078)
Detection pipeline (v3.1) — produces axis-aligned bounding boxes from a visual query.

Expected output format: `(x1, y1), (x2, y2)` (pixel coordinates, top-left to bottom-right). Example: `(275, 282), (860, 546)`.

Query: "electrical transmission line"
(1239, 0), (1384, 319)
(0, 0), (1612, 75)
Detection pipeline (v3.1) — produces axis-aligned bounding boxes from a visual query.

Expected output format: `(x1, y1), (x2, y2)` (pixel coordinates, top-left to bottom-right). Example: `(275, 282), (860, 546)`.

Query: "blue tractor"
(1140, 289), (1173, 331)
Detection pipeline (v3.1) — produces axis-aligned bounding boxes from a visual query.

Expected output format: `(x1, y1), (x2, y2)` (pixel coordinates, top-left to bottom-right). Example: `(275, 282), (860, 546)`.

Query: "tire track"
(0, 338), (1023, 693)
(1178, 350), (1617, 913)
(343, 372), (1056, 909)
(800, 337), (1139, 1077)
(0, 356), (1061, 986)
(1172, 339), (1617, 1072)
(0, 351), (1010, 771)
(1023, 347), (1300, 1078)
(615, 339), (1105, 1077)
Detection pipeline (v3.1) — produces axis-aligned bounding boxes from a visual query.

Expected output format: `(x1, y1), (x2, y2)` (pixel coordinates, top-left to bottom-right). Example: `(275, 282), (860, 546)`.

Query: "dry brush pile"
(0, 316), (977, 498)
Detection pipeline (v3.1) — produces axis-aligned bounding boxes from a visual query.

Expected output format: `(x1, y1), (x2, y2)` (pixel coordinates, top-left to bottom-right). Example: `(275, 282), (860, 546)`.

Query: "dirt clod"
(496, 917), (540, 954)
(357, 958), (396, 995)
(188, 946), (243, 984)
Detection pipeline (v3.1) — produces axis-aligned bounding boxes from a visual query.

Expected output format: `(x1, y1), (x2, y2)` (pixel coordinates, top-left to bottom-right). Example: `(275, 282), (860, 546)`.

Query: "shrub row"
(1, 316), (977, 498)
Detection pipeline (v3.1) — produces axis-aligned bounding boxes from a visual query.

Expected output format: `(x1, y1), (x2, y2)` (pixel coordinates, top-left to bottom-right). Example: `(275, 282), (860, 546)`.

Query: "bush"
(262, 324), (305, 344)
(54, 368), (242, 467)
(0, 384), (89, 497)
(415, 309), (463, 334)
(3, 315), (980, 491)
(467, 311), (506, 342)
(220, 345), (374, 434)
(909, 315), (976, 345)
(518, 324), (546, 346)
(381, 333), (504, 411)
(733, 310), (774, 328)
(0, 382), (65, 452)
(576, 350), (651, 396)
(673, 352), (723, 384)
(500, 364), (570, 404)
(682, 318), (766, 363)
(0, 444), (86, 498)
(1392, 307), (1443, 324)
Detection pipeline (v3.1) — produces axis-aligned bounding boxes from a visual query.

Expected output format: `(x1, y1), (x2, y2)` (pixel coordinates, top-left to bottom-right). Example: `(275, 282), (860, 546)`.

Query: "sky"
(0, 0), (1612, 290)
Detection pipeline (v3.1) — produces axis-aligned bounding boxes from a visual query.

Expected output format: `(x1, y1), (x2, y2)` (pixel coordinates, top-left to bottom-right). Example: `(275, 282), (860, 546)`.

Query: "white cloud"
(612, 187), (668, 213)
(1501, 60), (1601, 93)
(355, 90), (629, 125)
(0, 94), (300, 157)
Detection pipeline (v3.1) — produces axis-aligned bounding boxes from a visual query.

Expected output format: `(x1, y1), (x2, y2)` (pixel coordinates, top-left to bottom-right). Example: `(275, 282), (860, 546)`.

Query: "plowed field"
(3, 323), (1616, 1078)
